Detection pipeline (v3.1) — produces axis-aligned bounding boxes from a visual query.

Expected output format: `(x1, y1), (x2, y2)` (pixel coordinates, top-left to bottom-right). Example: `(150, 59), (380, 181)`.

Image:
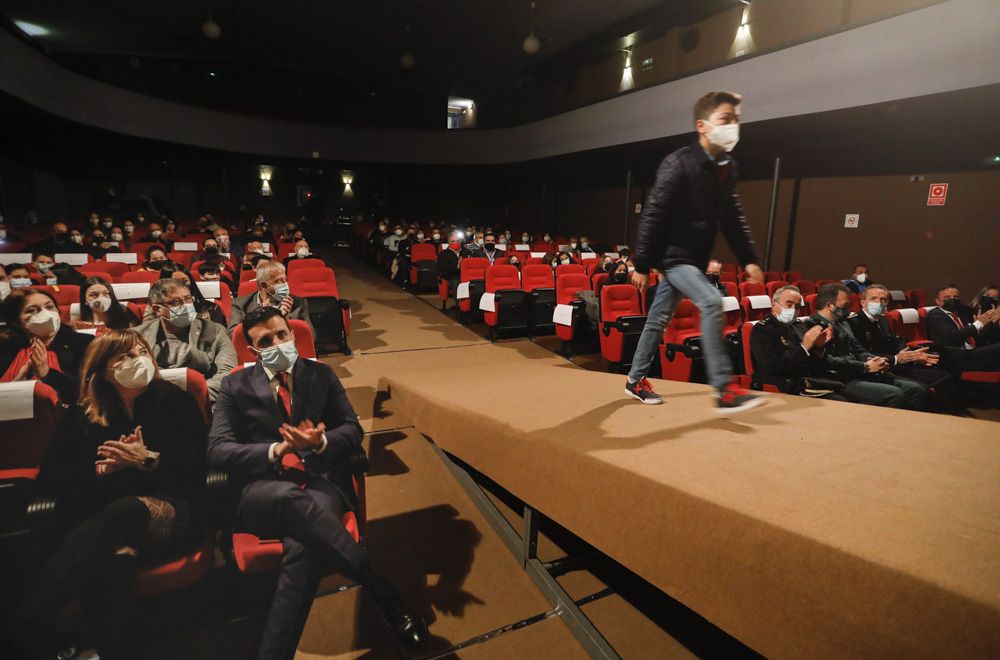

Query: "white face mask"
(521, 235), (530, 242)
(866, 302), (884, 317)
(124, 225), (134, 234)
(704, 121), (740, 152)
(776, 307), (796, 324)
(113, 355), (155, 389)
(111, 233), (123, 241)
(89, 295), (112, 312)
(71, 234), (83, 244)
(394, 229), (403, 236)
(296, 247), (310, 258)
(543, 235), (551, 241)
(416, 233), (424, 240)
(855, 273), (868, 283)
(27, 308), (61, 336)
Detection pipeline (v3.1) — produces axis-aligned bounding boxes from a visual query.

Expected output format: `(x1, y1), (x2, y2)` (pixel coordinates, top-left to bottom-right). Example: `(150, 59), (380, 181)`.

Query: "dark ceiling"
(0, 0), (732, 128)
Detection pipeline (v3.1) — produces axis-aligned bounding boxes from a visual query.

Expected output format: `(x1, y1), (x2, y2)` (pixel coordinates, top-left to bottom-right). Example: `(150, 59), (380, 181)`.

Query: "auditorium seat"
(888, 289), (908, 310)
(119, 270), (161, 284)
(723, 281), (738, 298)
(554, 273), (590, 355)
(659, 298), (701, 383)
(167, 251), (194, 268)
(740, 321), (781, 393)
(805, 293), (819, 316)
(237, 280), (258, 297)
(739, 281), (767, 299)
(741, 294), (773, 322)
(286, 258), (326, 275)
(231, 319), (317, 364)
(793, 280), (817, 296)
(766, 281), (789, 297)
(522, 264), (556, 336)
(457, 257), (489, 315)
(239, 269), (256, 283)
(79, 261), (129, 279)
(585, 260), (602, 278)
(886, 308), (933, 347)
(482, 265), (527, 341)
(195, 281), (233, 324)
(848, 293), (862, 313)
(783, 271), (801, 282)
(157, 368), (212, 426)
(556, 263), (585, 277)
(289, 267), (351, 349)
(720, 271), (738, 283)
(815, 279), (840, 289)
(131, 241), (166, 257)
(408, 243), (438, 291)
(906, 289), (928, 308)
(763, 271), (784, 283)
(276, 243), (296, 261)
(599, 284), (646, 372)
(0, 381), (61, 484)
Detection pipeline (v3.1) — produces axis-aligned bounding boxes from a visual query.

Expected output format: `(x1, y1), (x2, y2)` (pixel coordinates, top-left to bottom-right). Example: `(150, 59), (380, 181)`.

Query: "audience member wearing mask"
(971, 284), (1000, 338)
(554, 251), (574, 269)
(507, 254), (521, 270)
(925, 284), (1000, 375)
(482, 233), (503, 265)
(36, 222), (85, 256)
(135, 279), (236, 402)
(87, 228), (120, 259)
(86, 212), (101, 229)
(383, 225), (406, 256)
(705, 258), (729, 294)
(6, 263), (34, 289)
(749, 285), (842, 398)
(848, 284), (958, 413)
(578, 236), (594, 255)
(461, 231), (486, 258)
(109, 225), (129, 251)
(74, 276), (139, 331)
(429, 229), (442, 246)
(157, 263), (228, 328)
(390, 229), (420, 288)
(32, 252), (58, 286)
(0, 268), (9, 302)
(68, 229), (85, 248)
(567, 237), (580, 254)
(519, 232), (532, 246)
(208, 307), (427, 657)
(282, 239), (314, 267)
(197, 261), (233, 292)
(229, 261), (313, 336)
(596, 260), (630, 299)
(810, 284), (927, 409)
(146, 222), (166, 247)
(139, 246), (171, 272)
(0, 288), (93, 402)
(843, 264), (870, 295)
(241, 240), (267, 270)
(436, 232), (463, 298)
(214, 227), (241, 264)
(50, 263), (87, 288)
(15, 330), (207, 660)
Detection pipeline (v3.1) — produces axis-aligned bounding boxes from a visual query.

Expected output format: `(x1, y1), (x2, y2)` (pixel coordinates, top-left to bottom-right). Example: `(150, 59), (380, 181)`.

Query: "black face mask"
(942, 298), (962, 313)
(205, 246), (219, 256)
(54, 232), (68, 242)
(980, 296), (998, 312)
(834, 305), (850, 322)
(707, 273), (720, 285)
(484, 243), (495, 251)
(148, 260), (166, 269)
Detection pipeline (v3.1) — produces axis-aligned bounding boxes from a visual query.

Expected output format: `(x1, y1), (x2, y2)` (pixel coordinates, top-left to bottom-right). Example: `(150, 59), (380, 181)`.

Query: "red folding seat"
(276, 243), (296, 261)
(131, 241), (167, 257)
(555, 263), (585, 277)
(80, 260), (130, 279)
(739, 281), (767, 299)
(886, 308), (933, 348)
(659, 298), (701, 382)
(554, 273), (590, 355)
(805, 293), (819, 316)
(0, 381), (61, 483)
(887, 289), (908, 310)
(532, 241), (554, 253)
(522, 264), (555, 336)
(720, 271), (738, 283)
(286, 258), (325, 275)
(740, 294), (773, 322)
(763, 271), (783, 283)
(408, 243), (439, 291)
(906, 288), (928, 309)
(119, 271), (161, 284)
(722, 281), (738, 298)
(457, 257), (489, 315)
(720, 263), (738, 276)
(793, 279), (817, 296)
(848, 293), (862, 313)
(158, 368), (212, 425)
(231, 319), (317, 364)
(766, 281), (790, 297)
(591, 272), (609, 293)
(599, 284), (646, 372)
(195, 280), (233, 323)
(167, 251), (194, 268)
(482, 265), (527, 341)
(289, 267), (351, 350)
(783, 271), (801, 282)
(238, 280), (258, 297)
(741, 321), (781, 393)
(239, 269), (256, 283)
(585, 260), (602, 278)
(814, 279), (841, 289)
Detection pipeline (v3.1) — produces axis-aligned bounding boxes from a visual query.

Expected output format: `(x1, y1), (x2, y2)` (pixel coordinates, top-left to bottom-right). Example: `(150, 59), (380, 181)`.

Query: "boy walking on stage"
(625, 91), (767, 414)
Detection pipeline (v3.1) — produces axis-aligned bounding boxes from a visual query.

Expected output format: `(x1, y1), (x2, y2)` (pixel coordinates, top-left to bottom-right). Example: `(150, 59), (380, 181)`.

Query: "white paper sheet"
(0, 253), (32, 265)
(748, 295), (771, 310)
(558, 244), (570, 252)
(112, 282), (151, 300)
(196, 281), (222, 299)
(105, 252), (138, 264)
(75, 327), (98, 336)
(0, 381), (36, 422)
(173, 241), (198, 251)
(889, 290), (906, 301)
(514, 244), (530, 251)
(478, 292), (496, 312)
(55, 253), (89, 266)
(530, 252), (546, 259)
(604, 252), (620, 259)
(456, 282), (470, 300)
(899, 308), (920, 323)
(553, 303), (575, 326)
(616, 245), (629, 251)
(494, 244), (506, 251)
(159, 367), (188, 390)
(721, 296), (740, 312)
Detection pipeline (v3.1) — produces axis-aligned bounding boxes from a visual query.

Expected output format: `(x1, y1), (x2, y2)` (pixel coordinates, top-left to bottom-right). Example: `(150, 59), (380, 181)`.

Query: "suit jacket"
(207, 359), (362, 490)
(437, 249), (461, 279)
(0, 326), (93, 403)
(810, 314), (872, 379)
(227, 291), (313, 335)
(135, 316), (236, 401)
(749, 316), (825, 391)
(848, 312), (904, 359)
(926, 306), (982, 349)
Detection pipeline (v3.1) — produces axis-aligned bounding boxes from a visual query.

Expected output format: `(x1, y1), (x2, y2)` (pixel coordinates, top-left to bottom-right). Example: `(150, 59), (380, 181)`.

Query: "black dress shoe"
(385, 609), (428, 648)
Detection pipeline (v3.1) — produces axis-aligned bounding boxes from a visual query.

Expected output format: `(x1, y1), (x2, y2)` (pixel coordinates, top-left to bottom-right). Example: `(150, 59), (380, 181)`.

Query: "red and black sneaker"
(625, 378), (664, 405)
(715, 383), (767, 415)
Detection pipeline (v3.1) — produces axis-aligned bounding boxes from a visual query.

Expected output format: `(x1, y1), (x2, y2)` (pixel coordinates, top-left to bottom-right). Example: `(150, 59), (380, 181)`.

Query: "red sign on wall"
(927, 183), (948, 206)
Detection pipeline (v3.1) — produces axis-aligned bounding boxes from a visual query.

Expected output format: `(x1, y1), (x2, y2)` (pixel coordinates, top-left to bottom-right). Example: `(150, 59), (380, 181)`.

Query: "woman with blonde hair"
(15, 329), (207, 658)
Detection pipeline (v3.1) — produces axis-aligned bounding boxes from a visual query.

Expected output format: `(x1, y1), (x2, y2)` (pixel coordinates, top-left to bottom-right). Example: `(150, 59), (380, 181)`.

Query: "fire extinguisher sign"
(927, 183), (948, 206)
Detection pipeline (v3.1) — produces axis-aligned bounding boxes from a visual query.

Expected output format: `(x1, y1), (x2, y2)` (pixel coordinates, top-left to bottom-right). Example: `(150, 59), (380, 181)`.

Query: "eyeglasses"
(159, 295), (194, 308)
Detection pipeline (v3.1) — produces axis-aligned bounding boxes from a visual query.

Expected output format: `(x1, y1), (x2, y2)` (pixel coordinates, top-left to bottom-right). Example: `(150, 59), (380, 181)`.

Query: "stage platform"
(381, 359), (1000, 658)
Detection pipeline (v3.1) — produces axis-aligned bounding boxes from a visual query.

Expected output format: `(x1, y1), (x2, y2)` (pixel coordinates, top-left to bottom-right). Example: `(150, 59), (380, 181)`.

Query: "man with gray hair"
(135, 278), (237, 402)
(228, 260), (313, 335)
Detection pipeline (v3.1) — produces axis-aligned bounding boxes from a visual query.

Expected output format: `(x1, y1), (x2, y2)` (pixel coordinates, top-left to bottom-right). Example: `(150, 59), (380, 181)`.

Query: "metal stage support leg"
(429, 441), (621, 660)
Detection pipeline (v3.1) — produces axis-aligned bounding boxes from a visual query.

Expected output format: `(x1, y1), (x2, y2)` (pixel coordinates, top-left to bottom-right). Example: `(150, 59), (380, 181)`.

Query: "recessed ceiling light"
(208, 71), (217, 77)
(14, 20), (49, 37)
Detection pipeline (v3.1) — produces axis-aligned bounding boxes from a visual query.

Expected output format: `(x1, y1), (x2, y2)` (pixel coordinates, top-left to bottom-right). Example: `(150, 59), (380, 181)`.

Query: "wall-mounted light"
(523, 1), (541, 54)
(619, 47), (635, 92)
(259, 165), (274, 182)
(14, 20), (50, 37)
(730, 4), (755, 57)
(341, 170), (355, 198)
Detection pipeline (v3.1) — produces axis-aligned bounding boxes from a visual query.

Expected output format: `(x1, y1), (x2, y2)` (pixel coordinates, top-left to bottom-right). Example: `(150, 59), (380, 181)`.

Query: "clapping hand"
(96, 426), (149, 475)
(897, 346), (939, 366)
(29, 337), (50, 379)
(864, 356), (890, 373)
(278, 295), (294, 316)
(279, 419), (327, 451)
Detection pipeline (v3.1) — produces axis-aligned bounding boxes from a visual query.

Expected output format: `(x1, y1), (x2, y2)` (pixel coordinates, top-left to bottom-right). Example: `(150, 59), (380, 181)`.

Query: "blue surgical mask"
(35, 262), (53, 273)
(166, 302), (196, 328)
(866, 302), (884, 317)
(777, 307), (796, 324)
(269, 282), (290, 302)
(258, 339), (298, 373)
(11, 277), (31, 289)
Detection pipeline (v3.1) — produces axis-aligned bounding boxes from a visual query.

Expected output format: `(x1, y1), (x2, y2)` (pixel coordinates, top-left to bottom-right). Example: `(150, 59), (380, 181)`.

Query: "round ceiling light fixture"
(202, 18), (221, 39)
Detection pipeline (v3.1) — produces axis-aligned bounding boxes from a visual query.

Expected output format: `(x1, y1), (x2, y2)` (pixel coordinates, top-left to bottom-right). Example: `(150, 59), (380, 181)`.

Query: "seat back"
(763, 271), (783, 283)
(0, 381), (61, 474)
(120, 270), (162, 284)
(410, 243), (437, 263)
(131, 242), (167, 258)
(286, 258), (327, 275)
(239, 269), (257, 283)
(848, 293), (862, 313)
(805, 293), (819, 316)
(459, 257), (489, 283)
(766, 281), (790, 297)
(782, 271), (801, 282)
(485, 265), (521, 293)
(740, 294), (773, 322)
(599, 284), (645, 365)
(739, 281), (767, 299)
(521, 265), (554, 293)
(238, 280), (259, 297)
(723, 281), (738, 298)
(793, 280), (817, 296)
(159, 368), (212, 425)
(231, 319), (317, 363)
(721, 296), (743, 335)
(664, 298), (700, 344)
(556, 263), (585, 277)
(556, 273), (590, 305)
(906, 289), (928, 309)
(80, 261), (130, 279)
(288, 267), (341, 298)
(887, 289), (908, 310)
(591, 272), (609, 293)
(167, 251), (194, 268)
(196, 281), (233, 322)
(886, 308), (928, 343)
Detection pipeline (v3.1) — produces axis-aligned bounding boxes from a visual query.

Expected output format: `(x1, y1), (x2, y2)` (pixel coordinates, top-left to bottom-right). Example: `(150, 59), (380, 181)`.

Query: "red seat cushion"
(133, 534), (215, 599)
(232, 512), (360, 574)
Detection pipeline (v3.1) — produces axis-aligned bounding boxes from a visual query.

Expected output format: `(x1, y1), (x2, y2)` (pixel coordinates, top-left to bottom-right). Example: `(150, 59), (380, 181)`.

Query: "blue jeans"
(627, 264), (731, 390)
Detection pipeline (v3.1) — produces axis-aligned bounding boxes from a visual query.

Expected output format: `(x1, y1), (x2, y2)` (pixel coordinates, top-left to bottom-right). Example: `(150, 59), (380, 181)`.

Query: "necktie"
(950, 312), (975, 348)
(276, 372), (292, 420)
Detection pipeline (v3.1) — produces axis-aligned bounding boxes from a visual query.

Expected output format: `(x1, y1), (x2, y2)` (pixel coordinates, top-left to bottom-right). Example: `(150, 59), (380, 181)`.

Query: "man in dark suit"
(436, 231), (463, 297)
(849, 284), (958, 413)
(208, 308), (426, 659)
(925, 284), (1000, 375)
(705, 258), (729, 295)
(229, 261), (313, 336)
